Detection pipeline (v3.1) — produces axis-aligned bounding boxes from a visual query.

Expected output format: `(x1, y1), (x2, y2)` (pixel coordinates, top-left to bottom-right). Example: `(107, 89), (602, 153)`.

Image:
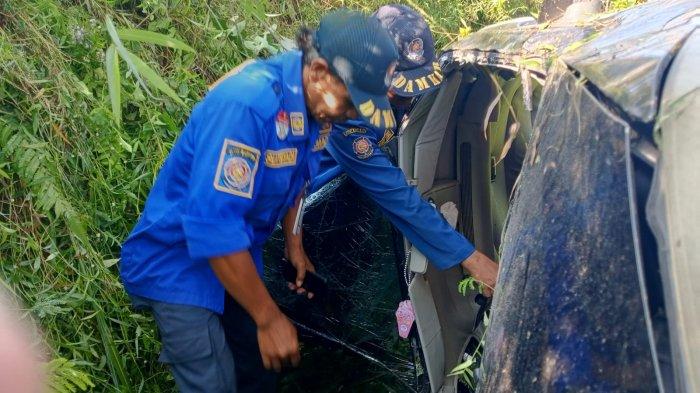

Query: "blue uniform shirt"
(314, 119), (475, 270)
(120, 51), (327, 313)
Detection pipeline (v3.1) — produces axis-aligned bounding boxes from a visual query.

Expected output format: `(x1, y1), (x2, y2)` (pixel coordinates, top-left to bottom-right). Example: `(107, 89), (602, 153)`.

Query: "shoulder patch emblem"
(214, 139), (260, 198)
(353, 136), (373, 159)
(276, 110), (289, 140)
(265, 148), (297, 168)
(312, 133), (329, 152)
(290, 112), (304, 136)
(378, 129), (395, 147)
(343, 127), (367, 137)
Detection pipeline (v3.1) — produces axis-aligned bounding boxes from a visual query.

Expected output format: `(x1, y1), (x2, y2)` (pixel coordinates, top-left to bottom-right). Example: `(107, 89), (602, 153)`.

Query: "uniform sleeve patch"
(213, 139), (260, 198)
(265, 148), (298, 168)
(378, 129), (395, 147)
(353, 136), (374, 159)
(343, 127), (367, 137)
(312, 134), (329, 152)
(276, 110), (289, 140)
(290, 112), (305, 136)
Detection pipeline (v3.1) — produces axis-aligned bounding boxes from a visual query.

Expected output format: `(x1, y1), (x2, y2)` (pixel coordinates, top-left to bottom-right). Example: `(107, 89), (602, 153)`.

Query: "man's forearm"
(210, 251), (280, 327)
(283, 192), (304, 250)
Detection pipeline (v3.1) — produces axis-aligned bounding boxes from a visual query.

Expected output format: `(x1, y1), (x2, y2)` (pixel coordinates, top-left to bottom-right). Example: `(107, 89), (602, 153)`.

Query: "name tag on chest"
(265, 148), (297, 168)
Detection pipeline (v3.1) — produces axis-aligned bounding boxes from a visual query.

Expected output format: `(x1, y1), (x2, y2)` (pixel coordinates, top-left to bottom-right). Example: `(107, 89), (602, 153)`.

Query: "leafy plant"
(454, 275), (491, 390)
(0, 120), (89, 248)
(104, 15), (194, 125)
(450, 353), (478, 389)
(604, 0), (646, 11)
(47, 358), (95, 393)
(449, 313), (490, 390)
(458, 276), (481, 295)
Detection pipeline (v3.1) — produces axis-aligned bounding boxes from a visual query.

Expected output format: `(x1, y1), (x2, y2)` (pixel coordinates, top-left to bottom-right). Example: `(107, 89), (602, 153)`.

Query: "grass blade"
(97, 312), (132, 392)
(65, 212), (90, 249)
(105, 45), (121, 126)
(117, 28), (195, 52)
(105, 15), (150, 96)
(124, 48), (185, 106)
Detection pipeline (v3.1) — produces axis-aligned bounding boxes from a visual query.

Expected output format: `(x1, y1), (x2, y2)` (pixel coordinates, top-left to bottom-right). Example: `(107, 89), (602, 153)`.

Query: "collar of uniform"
(275, 51), (311, 142)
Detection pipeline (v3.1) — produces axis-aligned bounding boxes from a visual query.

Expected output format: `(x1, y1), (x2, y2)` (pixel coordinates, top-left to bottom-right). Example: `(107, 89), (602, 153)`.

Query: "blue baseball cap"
(315, 9), (399, 129)
(373, 4), (443, 97)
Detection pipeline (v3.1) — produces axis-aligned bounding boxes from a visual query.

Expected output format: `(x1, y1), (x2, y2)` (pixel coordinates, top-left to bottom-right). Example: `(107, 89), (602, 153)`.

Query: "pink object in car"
(395, 300), (415, 339)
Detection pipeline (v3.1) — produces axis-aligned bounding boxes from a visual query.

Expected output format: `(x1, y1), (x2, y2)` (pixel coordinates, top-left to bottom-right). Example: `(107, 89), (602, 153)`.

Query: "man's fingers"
(290, 349), (301, 367)
(477, 278), (495, 297)
(271, 357), (282, 373)
(483, 286), (493, 298)
(285, 336), (300, 367)
(261, 353), (271, 370)
(288, 282), (308, 294)
(288, 281), (308, 294)
(295, 264), (306, 288)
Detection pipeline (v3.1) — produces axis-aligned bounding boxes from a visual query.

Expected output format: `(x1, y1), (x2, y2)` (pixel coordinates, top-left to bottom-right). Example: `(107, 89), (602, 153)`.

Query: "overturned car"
(264, 1), (699, 392)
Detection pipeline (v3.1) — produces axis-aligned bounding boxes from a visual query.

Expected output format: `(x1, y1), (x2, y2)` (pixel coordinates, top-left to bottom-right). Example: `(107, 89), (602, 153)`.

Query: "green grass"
(604, 0), (647, 11)
(10, 0), (668, 390)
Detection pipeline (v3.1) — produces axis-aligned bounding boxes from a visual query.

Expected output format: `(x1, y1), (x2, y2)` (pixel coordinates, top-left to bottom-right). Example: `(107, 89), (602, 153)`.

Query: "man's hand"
(282, 190), (316, 299)
(209, 251), (301, 373)
(256, 310), (301, 372)
(285, 245), (316, 299)
(461, 251), (499, 297)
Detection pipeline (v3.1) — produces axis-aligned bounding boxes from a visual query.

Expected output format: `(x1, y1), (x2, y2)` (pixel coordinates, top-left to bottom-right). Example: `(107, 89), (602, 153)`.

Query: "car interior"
(399, 62), (542, 392)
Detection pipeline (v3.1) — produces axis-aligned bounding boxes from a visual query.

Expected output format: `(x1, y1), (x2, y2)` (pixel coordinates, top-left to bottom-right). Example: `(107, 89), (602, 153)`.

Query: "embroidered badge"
(290, 112), (304, 136)
(265, 148), (297, 168)
(276, 110), (289, 140)
(405, 38), (425, 63)
(343, 127), (366, 137)
(353, 136), (373, 159)
(312, 134), (329, 152)
(214, 139), (260, 198)
(378, 129), (395, 147)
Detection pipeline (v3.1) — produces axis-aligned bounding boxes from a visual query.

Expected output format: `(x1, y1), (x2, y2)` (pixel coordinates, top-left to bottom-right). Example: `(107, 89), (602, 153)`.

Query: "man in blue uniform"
(120, 10), (399, 392)
(309, 4), (499, 297)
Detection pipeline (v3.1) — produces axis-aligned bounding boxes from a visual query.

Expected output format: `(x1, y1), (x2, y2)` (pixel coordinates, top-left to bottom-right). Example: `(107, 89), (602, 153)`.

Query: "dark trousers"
(222, 293), (278, 393)
(130, 295), (236, 393)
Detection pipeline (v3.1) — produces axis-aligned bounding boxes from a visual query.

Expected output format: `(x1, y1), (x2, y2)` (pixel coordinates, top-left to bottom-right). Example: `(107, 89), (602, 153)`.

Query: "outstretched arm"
(327, 125), (498, 294)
